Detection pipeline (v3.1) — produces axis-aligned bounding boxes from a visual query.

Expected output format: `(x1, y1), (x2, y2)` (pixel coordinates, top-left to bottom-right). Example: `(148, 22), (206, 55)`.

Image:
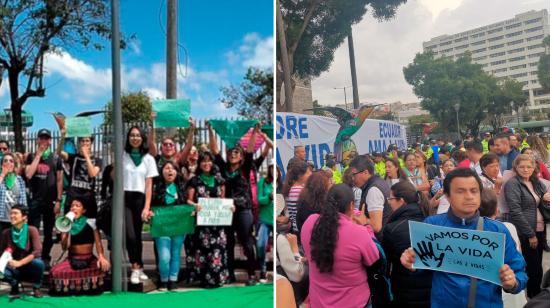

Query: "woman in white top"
(123, 126), (159, 284)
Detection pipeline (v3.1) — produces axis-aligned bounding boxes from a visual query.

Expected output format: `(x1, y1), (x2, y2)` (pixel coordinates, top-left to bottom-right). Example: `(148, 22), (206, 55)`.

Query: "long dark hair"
(310, 184), (354, 273)
(196, 151), (218, 175)
(385, 157), (407, 181)
(391, 180), (429, 216)
(282, 160), (309, 198)
(297, 171), (330, 213)
(152, 161), (187, 205)
(125, 126), (149, 155)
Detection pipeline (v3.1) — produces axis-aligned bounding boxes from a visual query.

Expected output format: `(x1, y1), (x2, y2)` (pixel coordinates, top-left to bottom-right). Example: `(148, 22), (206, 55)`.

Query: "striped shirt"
(286, 184), (304, 234)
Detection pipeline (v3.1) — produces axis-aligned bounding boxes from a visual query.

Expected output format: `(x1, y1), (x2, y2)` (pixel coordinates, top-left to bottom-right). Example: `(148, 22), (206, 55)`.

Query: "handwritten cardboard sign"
(409, 221), (505, 285)
(196, 198), (233, 226)
(151, 205), (195, 237)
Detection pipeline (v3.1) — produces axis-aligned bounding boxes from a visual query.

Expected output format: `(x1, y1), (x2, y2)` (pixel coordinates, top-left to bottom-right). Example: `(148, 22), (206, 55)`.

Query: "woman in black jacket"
(503, 154), (550, 298)
(382, 180), (432, 308)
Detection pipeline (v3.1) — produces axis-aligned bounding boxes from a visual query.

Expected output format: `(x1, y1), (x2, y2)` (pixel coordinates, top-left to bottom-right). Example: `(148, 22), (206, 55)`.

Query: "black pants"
(125, 191), (145, 266)
(28, 199), (55, 261)
(520, 231), (544, 298)
(227, 209), (257, 277)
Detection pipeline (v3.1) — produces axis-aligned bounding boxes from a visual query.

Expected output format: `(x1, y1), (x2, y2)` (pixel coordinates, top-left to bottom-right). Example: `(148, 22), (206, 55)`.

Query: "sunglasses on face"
(3, 159), (14, 163)
(0, 147), (7, 151)
(163, 143), (175, 148)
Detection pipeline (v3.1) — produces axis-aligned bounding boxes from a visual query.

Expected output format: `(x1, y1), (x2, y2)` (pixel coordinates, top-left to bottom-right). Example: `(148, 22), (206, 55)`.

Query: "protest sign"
(152, 99), (191, 128)
(197, 198), (234, 226)
(208, 119), (257, 148)
(409, 221), (505, 285)
(65, 116), (92, 137)
(151, 205), (195, 237)
(276, 112), (407, 177)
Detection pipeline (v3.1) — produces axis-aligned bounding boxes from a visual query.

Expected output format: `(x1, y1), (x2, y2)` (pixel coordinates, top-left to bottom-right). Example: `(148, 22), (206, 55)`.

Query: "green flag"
(65, 116), (92, 137)
(152, 99), (191, 128)
(261, 124), (273, 140)
(150, 205), (195, 237)
(209, 119), (257, 148)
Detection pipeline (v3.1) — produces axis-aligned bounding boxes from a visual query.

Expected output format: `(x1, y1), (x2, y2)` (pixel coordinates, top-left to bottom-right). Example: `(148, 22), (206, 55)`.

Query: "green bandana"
(130, 149), (143, 166)
(11, 223), (28, 250)
(41, 148), (52, 160)
(225, 169), (239, 179)
(4, 172), (16, 190)
(199, 173), (216, 188)
(208, 119), (257, 148)
(165, 182), (177, 204)
(70, 215), (88, 236)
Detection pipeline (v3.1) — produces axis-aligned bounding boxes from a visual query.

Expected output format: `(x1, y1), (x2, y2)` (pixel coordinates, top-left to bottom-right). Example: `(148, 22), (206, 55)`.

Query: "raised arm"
(177, 117), (195, 165)
(208, 122), (219, 155)
(57, 128), (69, 161)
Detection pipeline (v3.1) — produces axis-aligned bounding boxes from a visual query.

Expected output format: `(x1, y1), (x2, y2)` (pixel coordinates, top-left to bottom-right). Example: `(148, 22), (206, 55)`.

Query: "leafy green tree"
(537, 36), (550, 90)
(404, 52), (501, 137)
(0, 0), (118, 151)
(104, 91), (152, 125)
(277, 0), (408, 110)
(486, 78), (525, 131)
(220, 67), (273, 124)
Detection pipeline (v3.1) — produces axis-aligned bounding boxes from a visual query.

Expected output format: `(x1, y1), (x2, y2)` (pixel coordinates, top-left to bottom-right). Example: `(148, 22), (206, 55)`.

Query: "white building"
(423, 10), (550, 112)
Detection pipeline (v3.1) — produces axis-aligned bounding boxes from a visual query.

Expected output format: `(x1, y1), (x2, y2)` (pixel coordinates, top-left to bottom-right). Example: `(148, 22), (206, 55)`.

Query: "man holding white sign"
(401, 168), (527, 308)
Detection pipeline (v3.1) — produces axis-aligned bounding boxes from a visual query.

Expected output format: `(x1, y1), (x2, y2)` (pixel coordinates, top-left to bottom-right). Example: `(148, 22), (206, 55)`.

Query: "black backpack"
(367, 237), (394, 308)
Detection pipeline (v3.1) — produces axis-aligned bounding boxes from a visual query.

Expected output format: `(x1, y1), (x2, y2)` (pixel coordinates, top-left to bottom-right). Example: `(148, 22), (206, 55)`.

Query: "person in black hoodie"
(382, 180), (432, 308)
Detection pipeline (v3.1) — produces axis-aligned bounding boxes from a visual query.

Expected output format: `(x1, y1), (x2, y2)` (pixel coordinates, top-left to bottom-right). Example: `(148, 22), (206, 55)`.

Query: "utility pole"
(348, 28), (360, 109)
(110, 0), (123, 293)
(276, 0), (293, 112)
(166, 0), (177, 136)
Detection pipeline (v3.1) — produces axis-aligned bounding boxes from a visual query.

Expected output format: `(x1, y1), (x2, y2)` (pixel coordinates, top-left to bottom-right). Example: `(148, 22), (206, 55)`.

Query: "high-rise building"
(423, 10), (550, 111)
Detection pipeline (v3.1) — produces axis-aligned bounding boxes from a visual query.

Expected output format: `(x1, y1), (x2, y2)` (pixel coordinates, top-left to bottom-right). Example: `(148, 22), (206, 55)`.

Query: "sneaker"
(246, 278), (257, 286)
(32, 288), (43, 298)
(138, 269), (149, 281)
(9, 285), (20, 299)
(168, 281), (176, 291)
(130, 269), (140, 284)
(158, 282), (168, 291)
(259, 271), (267, 284)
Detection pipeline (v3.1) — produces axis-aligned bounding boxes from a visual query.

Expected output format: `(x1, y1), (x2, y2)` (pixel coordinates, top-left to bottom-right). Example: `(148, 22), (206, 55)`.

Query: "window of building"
(489, 44), (504, 50)
(527, 44), (543, 50)
(491, 60), (507, 66)
(488, 36), (503, 42)
(510, 72), (528, 78)
(507, 39), (524, 46)
(492, 68), (507, 74)
(510, 64), (527, 70)
(507, 47), (525, 54)
(440, 40), (452, 46)
(530, 62), (539, 67)
(472, 48), (486, 54)
(471, 40), (485, 46)
(489, 52), (506, 58)
(487, 27), (503, 34)
(441, 48), (453, 53)
(530, 71), (538, 75)
(455, 44), (468, 50)
(530, 80), (538, 84)
(524, 17), (541, 25)
(471, 32), (486, 39)
(506, 31), (523, 38)
(473, 56), (487, 61)
(525, 26), (543, 33)
(454, 37), (468, 43)
(509, 56), (526, 62)
(529, 52), (545, 58)
(526, 34), (544, 42)
(505, 23), (522, 30)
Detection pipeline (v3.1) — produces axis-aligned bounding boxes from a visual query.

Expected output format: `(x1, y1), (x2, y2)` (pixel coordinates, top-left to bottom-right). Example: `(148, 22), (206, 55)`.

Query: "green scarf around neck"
(200, 173), (216, 188)
(11, 223), (28, 250)
(130, 148), (143, 166)
(4, 172), (16, 190)
(165, 182), (177, 204)
(70, 215), (88, 236)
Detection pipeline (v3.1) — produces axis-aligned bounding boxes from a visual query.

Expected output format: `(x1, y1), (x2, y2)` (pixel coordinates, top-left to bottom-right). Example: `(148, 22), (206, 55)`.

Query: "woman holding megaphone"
(49, 198), (110, 295)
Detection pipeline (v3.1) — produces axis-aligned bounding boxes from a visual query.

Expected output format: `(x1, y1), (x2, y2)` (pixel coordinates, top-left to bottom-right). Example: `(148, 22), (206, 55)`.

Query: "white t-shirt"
(365, 187), (385, 213)
(122, 152), (159, 193)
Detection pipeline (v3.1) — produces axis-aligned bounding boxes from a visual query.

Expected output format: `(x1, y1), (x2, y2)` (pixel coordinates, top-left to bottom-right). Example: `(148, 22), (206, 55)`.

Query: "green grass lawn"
(1, 284), (273, 308)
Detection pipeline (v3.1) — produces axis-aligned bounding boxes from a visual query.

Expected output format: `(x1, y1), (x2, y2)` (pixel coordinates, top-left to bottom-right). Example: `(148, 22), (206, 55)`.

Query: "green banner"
(151, 204), (195, 237)
(209, 119), (257, 148)
(65, 116), (92, 137)
(261, 124), (273, 140)
(152, 99), (191, 128)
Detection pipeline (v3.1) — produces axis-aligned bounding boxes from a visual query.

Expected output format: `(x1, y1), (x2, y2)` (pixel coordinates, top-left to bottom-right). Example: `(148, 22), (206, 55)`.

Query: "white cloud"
(226, 33), (274, 69)
(312, 0), (549, 107)
(129, 39), (142, 56)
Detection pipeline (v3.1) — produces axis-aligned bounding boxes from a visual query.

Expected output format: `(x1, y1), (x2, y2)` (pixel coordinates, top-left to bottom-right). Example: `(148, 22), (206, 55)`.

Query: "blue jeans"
(256, 223), (272, 273)
(2, 258), (45, 289)
(154, 235), (185, 282)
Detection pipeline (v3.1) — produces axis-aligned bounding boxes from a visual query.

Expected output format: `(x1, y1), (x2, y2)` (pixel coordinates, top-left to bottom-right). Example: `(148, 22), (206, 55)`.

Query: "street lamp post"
(334, 86), (350, 110)
(454, 103), (460, 140)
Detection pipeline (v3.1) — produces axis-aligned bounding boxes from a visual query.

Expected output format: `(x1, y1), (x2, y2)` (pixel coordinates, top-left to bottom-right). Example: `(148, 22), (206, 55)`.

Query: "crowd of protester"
(0, 119), (274, 298)
(277, 132), (550, 308)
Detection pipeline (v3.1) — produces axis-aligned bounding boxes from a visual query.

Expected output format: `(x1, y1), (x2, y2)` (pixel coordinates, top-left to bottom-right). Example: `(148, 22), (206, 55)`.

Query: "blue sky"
(0, 0), (273, 132)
